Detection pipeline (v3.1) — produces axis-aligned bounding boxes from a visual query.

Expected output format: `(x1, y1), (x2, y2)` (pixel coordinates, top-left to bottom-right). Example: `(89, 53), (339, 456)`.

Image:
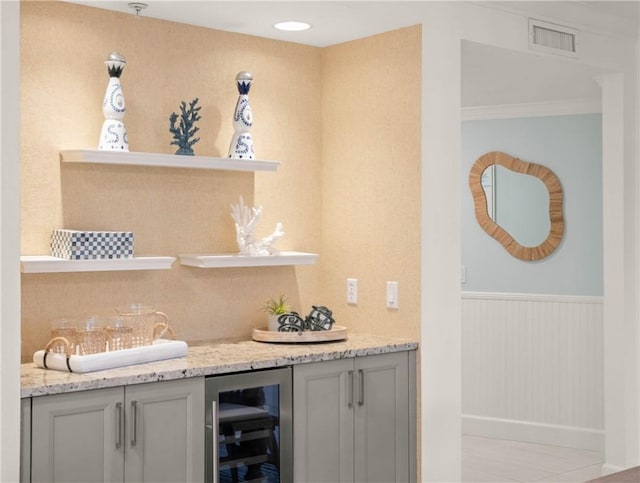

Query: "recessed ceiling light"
(274, 21), (311, 32)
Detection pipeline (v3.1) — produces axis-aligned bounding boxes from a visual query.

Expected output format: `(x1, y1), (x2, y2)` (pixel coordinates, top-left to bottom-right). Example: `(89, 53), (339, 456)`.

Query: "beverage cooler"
(205, 367), (293, 483)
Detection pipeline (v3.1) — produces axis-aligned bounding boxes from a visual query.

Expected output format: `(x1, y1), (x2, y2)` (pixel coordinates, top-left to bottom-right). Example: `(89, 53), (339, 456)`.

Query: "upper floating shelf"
(179, 251), (318, 268)
(60, 150), (280, 172)
(21, 255), (176, 274)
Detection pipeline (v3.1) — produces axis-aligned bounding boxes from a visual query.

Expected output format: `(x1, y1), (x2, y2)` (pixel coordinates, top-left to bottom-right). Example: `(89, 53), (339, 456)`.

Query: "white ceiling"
(68, 1), (638, 106)
(70, 1), (424, 47)
(69, 1), (639, 46)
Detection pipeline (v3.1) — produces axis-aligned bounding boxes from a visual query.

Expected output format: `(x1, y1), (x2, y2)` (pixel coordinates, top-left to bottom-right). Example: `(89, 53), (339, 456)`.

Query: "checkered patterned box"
(50, 229), (134, 260)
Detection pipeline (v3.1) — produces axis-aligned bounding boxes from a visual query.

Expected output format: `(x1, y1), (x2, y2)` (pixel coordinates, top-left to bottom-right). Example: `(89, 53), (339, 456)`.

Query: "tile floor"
(462, 435), (604, 483)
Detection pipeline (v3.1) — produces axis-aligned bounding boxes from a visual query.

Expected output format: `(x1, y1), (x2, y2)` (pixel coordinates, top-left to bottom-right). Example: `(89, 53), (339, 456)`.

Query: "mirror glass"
(481, 165), (550, 247)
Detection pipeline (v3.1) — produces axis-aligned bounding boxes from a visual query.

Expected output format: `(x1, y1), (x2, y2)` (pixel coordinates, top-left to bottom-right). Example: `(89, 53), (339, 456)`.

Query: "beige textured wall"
(20, 2), (421, 360)
(320, 26), (422, 339)
(20, 1), (322, 359)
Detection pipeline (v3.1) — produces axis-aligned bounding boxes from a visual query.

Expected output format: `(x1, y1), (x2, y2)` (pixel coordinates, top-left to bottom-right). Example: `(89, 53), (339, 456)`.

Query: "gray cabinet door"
(354, 351), (409, 483)
(31, 387), (125, 483)
(21, 398), (31, 483)
(293, 358), (354, 483)
(124, 378), (204, 483)
(293, 352), (413, 483)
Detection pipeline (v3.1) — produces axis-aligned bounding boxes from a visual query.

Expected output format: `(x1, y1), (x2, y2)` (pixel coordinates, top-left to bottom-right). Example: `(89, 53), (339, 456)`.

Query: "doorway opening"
(460, 39), (607, 482)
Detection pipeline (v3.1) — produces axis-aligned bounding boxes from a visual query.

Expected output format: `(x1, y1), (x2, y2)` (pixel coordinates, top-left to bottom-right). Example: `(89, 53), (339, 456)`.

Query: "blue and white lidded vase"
(98, 52), (129, 151)
(228, 71), (255, 160)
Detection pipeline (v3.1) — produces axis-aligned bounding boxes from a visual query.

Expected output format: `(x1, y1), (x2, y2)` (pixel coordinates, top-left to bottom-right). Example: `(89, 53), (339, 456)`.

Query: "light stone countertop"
(21, 333), (418, 398)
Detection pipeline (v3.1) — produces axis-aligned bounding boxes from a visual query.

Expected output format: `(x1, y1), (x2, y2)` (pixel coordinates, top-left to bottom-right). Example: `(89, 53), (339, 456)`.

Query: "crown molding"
(462, 98), (601, 120)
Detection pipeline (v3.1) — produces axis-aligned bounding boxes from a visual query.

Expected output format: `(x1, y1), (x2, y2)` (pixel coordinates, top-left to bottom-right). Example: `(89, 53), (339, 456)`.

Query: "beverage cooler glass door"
(205, 367), (293, 483)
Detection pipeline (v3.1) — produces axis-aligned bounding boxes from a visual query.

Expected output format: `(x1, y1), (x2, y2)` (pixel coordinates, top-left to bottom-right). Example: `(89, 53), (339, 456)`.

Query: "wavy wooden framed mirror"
(468, 151), (564, 261)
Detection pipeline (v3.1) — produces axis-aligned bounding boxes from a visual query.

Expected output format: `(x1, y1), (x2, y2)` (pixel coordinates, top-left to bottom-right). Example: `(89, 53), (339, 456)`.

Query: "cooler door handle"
(212, 400), (219, 483)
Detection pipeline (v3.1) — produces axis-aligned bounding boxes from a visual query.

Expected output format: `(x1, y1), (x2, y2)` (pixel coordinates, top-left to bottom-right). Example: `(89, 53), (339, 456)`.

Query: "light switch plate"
(347, 278), (358, 305)
(387, 281), (398, 309)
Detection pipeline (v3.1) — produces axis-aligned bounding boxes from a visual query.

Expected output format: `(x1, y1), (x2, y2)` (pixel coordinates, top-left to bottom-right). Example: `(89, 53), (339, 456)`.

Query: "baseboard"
(462, 414), (604, 452)
(600, 463), (624, 476)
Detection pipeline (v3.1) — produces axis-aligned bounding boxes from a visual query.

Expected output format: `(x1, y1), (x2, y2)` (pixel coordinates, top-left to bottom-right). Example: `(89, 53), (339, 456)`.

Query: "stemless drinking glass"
(105, 316), (133, 352)
(116, 304), (169, 347)
(76, 315), (107, 355)
(49, 318), (78, 355)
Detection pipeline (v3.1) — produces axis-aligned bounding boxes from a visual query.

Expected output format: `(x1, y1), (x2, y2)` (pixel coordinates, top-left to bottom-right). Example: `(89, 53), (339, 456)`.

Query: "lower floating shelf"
(178, 251), (318, 268)
(20, 255), (176, 273)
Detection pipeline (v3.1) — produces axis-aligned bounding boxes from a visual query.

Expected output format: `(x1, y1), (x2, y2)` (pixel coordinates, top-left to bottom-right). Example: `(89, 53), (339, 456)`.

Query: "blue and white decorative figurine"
(228, 71), (254, 159)
(98, 52), (128, 151)
(169, 98), (202, 155)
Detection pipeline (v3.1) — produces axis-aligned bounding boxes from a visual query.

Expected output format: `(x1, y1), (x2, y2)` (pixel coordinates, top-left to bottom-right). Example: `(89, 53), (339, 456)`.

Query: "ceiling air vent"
(528, 19), (579, 58)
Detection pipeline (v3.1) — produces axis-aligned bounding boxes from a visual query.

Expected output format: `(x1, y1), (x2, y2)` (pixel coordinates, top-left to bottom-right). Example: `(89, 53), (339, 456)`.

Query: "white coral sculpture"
(230, 196), (284, 255)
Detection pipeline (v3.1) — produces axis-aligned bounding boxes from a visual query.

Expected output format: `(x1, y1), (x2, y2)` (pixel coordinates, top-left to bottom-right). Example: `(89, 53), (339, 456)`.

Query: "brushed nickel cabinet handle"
(348, 370), (354, 408)
(130, 400), (138, 446)
(115, 402), (123, 449)
(358, 369), (365, 406)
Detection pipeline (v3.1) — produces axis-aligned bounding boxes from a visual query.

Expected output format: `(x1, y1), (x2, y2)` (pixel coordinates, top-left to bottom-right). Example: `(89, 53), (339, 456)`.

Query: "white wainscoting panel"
(462, 292), (604, 451)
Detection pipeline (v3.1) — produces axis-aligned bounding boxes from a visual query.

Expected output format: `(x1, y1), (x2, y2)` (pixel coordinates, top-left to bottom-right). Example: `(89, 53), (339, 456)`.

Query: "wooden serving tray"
(252, 325), (347, 343)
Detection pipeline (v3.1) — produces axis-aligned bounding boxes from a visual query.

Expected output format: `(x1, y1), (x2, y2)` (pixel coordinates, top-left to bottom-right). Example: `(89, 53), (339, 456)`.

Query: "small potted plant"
(263, 294), (291, 331)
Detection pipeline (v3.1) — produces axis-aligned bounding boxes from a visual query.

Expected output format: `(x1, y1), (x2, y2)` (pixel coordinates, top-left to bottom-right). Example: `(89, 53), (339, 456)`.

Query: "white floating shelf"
(60, 150), (280, 172)
(21, 255), (176, 274)
(179, 251), (318, 268)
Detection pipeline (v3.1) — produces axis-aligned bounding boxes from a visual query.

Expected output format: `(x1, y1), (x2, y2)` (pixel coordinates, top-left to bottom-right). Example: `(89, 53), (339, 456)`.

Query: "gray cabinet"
(124, 379), (204, 483)
(29, 377), (204, 483)
(293, 351), (416, 483)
